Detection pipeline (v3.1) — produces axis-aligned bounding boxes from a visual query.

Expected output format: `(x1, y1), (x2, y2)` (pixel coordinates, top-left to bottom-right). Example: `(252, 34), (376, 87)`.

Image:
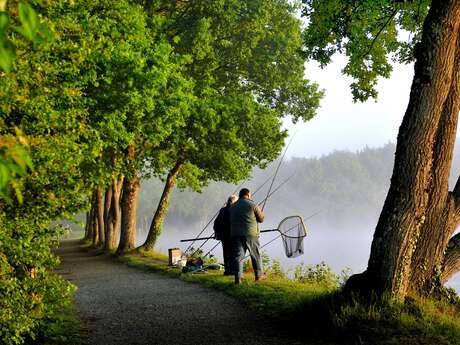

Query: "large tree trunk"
(140, 162), (182, 252)
(117, 175), (140, 254)
(362, 0), (460, 299)
(96, 187), (105, 245)
(409, 34), (460, 294)
(105, 177), (123, 251)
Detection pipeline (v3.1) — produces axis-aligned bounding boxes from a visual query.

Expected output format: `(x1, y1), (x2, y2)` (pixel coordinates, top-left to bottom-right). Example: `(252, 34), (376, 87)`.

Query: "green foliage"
(141, 0), (323, 250)
(332, 295), (460, 345)
(0, 0), (185, 342)
(293, 262), (348, 291)
(0, 1), (51, 72)
(0, 216), (75, 345)
(302, 0), (430, 101)
(0, 140), (32, 203)
(0, 0), (52, 204)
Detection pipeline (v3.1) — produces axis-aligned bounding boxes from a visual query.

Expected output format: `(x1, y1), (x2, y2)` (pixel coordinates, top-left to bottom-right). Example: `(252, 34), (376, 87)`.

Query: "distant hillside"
(138, 143), (405, 232)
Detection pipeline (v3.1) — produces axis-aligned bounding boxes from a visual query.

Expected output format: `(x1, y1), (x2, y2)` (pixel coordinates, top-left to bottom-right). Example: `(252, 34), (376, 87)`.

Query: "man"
(213, 195), (237, 275)
(230, 188), (266, 284)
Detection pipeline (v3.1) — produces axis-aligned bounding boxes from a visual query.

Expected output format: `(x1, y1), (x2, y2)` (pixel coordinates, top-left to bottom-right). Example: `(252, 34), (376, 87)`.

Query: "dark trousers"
(231, 236), (263, 279)
(221, 237), (233, 274)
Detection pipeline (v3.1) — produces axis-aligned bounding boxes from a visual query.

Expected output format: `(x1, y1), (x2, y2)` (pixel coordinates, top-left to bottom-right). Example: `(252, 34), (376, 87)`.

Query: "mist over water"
(134, 143), (460, 293)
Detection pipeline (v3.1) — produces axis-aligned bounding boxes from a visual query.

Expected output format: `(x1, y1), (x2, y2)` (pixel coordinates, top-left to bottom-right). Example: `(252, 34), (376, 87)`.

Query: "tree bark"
(91, 190), (99, 245)
(117, 175), (140, 254)
(442, 232), (460, 283)
(363, 0), (460, 299)
(84, 211), (91, 241)
(105, 177), (124, 251)
(140, 162), (182, 252)
(103, 184), (113, 249)
(409, 31), (460, 294)
(96, 186), (105, 245)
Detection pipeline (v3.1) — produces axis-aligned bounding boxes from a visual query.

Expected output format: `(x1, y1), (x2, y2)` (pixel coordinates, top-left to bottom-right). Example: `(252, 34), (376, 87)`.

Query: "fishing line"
(184, 179), (247, 254)
(261, 132), (297, 211)
(187, 172), (279, 257)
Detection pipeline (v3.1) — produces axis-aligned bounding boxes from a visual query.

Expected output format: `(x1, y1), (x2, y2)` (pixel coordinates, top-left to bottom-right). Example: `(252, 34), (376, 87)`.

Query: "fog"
(133, 143), (460, 293)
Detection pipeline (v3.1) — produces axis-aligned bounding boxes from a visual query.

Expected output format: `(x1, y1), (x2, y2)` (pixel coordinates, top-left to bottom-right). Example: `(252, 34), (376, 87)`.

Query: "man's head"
(227, 195), (237, 206)
(239, 188), (251, 199)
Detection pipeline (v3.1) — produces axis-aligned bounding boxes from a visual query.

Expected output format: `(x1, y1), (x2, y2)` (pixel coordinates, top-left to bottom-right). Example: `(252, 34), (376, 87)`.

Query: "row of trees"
(0, 1), (321, 343)
(3, 0), (460, 342)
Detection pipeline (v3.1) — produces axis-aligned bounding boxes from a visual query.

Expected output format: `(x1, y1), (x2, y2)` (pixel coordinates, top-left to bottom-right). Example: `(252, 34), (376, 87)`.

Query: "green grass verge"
(118, 252), (460, 345)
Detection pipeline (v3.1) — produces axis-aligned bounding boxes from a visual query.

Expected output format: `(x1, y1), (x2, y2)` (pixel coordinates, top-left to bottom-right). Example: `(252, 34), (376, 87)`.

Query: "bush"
(293, 262), (341, 290)
(0, 218), (75, 344)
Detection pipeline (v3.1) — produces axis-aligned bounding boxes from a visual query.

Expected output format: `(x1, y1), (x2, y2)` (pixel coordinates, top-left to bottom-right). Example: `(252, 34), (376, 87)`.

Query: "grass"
(117, 249), (460, 345)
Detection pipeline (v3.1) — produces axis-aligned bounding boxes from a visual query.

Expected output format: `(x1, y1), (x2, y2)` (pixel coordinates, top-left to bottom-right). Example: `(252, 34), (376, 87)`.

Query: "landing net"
(278, 216), (307, 258)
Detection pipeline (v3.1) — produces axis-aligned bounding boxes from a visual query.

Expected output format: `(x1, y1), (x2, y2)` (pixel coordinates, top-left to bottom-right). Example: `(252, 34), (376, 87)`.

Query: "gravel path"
(55, 240), (305, 345)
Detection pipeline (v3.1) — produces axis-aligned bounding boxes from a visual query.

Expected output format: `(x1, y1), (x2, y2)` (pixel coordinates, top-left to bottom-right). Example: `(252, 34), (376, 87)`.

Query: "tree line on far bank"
(137, 143), (397, 235)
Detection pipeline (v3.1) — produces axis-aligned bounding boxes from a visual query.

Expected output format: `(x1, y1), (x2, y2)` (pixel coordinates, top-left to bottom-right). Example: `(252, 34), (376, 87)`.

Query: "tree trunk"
(96, 187), (105, 245)
(105, 177), (124, 251)
(117, 175), (140, 254)
(140, 162), (182, 252)
(362, 0), (460, 299)
(91, 191), (99, 245)
(84, 211), (91, 241)
(409, 33), (460, 294)
(103, 184), (113, 249)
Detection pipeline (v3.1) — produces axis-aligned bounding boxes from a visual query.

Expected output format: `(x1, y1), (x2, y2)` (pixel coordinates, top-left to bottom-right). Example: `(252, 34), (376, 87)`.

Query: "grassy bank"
(118, 250), (460, 345)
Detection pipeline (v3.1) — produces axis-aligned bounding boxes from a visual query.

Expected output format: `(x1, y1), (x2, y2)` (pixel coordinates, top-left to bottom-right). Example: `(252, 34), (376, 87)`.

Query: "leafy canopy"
(147, 0), (323, 190)
(302, 0), (430, 101)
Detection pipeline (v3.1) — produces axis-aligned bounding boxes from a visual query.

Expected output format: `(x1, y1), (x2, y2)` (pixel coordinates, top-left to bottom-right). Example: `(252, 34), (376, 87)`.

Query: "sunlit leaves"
(16, 3), (52, 44)
(302, 0), (430, 101)
(0, 12), (15, 72)
(0, 143), (32, 203)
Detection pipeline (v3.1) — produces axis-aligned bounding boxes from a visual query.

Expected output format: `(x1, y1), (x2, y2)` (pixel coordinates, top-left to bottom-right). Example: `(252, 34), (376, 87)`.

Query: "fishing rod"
(261, 132), (296, 211)
(189, 133), (297, 259)
(183, 179), (247, 253)
(181, 173), (296, 243)
(186, 172), (279, 257)
(201, 224), (297, 260)
(181, 228), (281, 243)
(256, 173), (295, 206)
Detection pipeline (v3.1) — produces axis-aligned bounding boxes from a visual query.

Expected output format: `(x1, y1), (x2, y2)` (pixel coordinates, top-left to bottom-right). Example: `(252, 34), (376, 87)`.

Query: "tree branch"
(442, 232), (460, 283)
(359, 8), (398, 60)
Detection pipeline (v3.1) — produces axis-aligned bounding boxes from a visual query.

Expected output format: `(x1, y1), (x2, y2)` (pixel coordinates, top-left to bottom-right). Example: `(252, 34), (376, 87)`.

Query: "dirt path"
(55, 240), (304, 345)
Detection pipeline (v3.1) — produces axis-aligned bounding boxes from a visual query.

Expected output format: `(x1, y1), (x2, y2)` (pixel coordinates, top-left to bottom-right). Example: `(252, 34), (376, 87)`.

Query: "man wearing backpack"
(213, 195), (237, 275)
(230, 188), (266, 284)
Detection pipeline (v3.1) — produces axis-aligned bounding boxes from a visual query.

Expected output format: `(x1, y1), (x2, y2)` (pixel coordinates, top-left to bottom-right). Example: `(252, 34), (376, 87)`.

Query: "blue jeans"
(231, 236), (263, 279)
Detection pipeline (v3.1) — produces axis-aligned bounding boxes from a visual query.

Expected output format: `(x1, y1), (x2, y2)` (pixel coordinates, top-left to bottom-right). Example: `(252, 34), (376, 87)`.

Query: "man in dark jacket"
(230, 188), (265, 284)
(213, 195), (237, 275)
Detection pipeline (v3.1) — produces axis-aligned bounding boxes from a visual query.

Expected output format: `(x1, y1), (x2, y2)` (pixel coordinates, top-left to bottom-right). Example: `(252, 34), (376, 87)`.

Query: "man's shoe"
(255, 274), (267, 282)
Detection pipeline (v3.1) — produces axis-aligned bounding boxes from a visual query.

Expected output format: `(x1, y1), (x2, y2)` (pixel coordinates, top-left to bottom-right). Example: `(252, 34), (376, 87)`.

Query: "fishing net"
(278, 216), (307, 258)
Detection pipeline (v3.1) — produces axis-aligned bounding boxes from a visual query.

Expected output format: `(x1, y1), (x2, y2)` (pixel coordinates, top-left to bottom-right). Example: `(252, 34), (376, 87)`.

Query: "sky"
(284, 56), (415, 158)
